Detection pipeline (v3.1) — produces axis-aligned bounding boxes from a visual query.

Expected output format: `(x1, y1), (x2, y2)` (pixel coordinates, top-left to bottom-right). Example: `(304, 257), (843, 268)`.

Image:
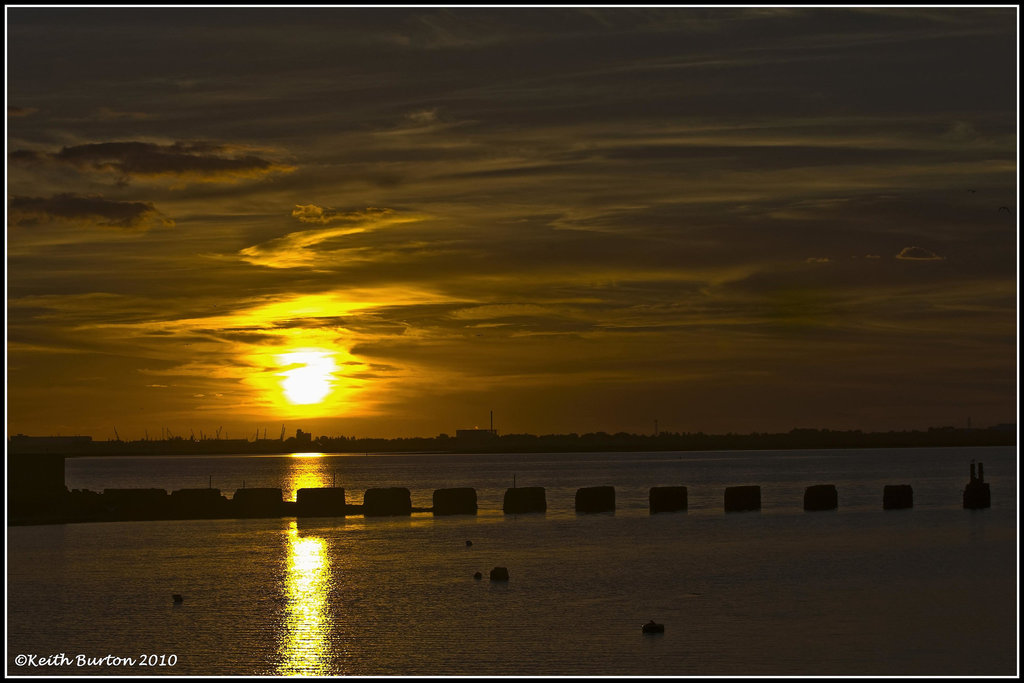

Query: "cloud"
(406, 108), (439, 125)
(291, 204), (395, 225)
(9, 140), (295, 185)
(941, 120), (986, 145)
(8, 149), (45, 164)
(8, 193), (174, 231)
(895, 246), (945, 261)
(373, 107), (473, 138)
(94, 107), (152, 121)
(239, 207), (424, 269)
(450, 303), (563, 320)
(8, 106), (38, 117)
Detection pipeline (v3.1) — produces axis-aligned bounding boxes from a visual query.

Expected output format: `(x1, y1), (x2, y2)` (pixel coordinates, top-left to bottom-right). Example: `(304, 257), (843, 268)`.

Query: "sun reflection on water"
(279, 522), (332, 676)
(283, 455), (341, 502)
(278, 457), (337, 675)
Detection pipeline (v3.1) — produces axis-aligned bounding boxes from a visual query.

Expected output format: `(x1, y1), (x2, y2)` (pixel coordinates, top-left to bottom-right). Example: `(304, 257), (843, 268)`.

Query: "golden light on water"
(278, 457), (338, 674)
(279, 522), (332, 676)
(287, 459), (330, 502)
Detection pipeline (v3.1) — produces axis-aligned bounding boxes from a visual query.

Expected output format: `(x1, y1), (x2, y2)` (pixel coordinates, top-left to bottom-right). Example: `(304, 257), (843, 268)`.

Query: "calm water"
(7, 447), (1018, 676)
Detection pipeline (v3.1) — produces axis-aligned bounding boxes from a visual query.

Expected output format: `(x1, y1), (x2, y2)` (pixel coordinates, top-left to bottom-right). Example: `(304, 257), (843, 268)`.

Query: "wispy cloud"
(291, 204), (391, 225)
(239, 207), (425, 269)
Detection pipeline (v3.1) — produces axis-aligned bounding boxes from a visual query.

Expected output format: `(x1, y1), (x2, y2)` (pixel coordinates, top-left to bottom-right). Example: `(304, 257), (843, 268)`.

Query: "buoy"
(642, 620), (664, 634)
(489, 566), (509, 581)
(466, 540), (473, 547)
(172, 594), (184, 604)
(473, 572), (482, 580)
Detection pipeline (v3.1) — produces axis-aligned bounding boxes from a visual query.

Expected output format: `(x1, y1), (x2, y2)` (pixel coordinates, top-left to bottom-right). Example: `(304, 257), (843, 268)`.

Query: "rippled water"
(7, 447), (1017, 676)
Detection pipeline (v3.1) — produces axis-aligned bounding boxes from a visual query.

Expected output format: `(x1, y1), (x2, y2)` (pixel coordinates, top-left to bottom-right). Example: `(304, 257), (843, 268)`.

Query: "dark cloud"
(8, 106), (38, 117)
(94, 107), (151, 121)
(8, 193), (173, 231)
(10, 141), (294, 184)
(8, 148), (44, 162)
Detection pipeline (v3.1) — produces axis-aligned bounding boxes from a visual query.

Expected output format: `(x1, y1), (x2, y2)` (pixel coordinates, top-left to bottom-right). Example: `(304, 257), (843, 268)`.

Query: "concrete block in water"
(296, 487), (347, 517)
(575, 485), (615, 513)
(803, 484), (838, 511)
(963, 481), (991, 509)
(649, 486), (688, 513)
(503, 487), (547, 514)
(66, 489), (104, 518)
(489, 566), (509, 581)
(232, 488), (284, 517)
(432, 487), (478, 515)
(724, 485), (761, 512)
(102, 488), (169, 519)
(170, 488), (227, 517)
(9, 453), (66, 500)
(363, 487), (412, 516)
(883, 484), (913, 509)
(963, 461), (991, 509)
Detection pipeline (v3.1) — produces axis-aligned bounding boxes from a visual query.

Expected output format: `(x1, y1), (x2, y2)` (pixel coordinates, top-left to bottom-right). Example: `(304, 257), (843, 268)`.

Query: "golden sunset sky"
(6, 7), (1018, 440)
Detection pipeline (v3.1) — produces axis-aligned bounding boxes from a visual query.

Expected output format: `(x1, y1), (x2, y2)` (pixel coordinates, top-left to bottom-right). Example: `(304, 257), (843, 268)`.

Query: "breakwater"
(9, 461), (993, 526)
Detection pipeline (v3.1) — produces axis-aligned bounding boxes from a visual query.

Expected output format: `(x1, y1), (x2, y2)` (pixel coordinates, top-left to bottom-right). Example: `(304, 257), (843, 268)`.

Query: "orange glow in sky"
(5, 7), (1017, 440)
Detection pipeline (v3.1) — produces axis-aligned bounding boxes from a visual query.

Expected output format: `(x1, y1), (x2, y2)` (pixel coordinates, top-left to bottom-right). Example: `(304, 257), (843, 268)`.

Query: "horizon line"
(9, 422), (1017, 443)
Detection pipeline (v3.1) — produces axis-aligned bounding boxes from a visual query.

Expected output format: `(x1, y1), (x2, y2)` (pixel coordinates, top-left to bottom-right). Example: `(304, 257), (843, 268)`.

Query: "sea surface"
(6, 446), (1018, 676)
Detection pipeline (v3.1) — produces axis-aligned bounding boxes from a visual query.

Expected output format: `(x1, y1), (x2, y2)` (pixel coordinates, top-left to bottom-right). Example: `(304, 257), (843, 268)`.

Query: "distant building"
(456, 410), (498, 448)
(296, 429), (312, 444)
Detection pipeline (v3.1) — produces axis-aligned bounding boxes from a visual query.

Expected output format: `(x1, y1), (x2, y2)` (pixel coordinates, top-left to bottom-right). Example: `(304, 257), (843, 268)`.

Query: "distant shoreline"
(9, 425), (1016, 457)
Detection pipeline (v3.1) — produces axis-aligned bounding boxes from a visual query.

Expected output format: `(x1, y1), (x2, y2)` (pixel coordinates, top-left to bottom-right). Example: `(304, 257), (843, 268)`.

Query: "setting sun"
(279, 350), (338, 405)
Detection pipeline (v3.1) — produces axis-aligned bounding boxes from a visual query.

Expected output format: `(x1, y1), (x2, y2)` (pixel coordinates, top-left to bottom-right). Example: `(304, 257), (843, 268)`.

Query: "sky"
(5, 6), (1018, 441)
